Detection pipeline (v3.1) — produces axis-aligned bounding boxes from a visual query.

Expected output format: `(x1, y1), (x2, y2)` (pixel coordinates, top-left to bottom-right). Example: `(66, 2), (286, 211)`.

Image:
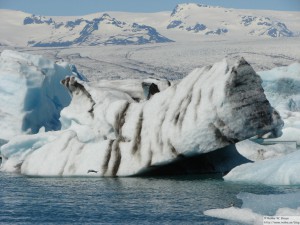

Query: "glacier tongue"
(0, 54), (283, 177)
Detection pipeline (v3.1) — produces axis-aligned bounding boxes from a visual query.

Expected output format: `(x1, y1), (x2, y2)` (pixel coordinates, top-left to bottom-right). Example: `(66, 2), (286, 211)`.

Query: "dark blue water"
(1, 172), (299, 224)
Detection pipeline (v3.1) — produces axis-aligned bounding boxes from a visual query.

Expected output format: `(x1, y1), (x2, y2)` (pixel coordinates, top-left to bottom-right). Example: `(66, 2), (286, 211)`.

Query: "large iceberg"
(0, 51), (283, 177)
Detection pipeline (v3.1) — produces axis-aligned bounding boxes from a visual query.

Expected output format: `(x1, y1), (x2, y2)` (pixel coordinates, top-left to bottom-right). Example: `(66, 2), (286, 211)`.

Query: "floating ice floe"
(224, 150), (300, 185)
(204, 192), (300, 224)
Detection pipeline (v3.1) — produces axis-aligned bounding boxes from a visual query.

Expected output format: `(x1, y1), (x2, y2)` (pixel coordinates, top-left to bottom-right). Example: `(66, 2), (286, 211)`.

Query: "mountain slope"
(166, 3), (296, 37)
(0, 4), (299, 47)
(25, 13), (173, 47)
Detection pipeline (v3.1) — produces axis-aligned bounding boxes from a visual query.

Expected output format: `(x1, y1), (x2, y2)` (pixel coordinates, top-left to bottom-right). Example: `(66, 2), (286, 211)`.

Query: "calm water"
(1, 172), (299, 224)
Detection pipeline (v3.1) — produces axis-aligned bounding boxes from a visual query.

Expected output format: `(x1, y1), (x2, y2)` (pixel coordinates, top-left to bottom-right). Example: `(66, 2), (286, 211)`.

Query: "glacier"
(0, 50), (283, 177)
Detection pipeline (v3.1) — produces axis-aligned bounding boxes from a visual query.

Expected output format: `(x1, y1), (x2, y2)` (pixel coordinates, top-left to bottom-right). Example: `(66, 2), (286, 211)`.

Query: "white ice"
(0, 52), (282, 176)
(235, 139), (296, 161)
(224, 63), (300, 185)
(0, 50), (84, 141)
(204, 192), (300, 225)
(224, 150), (300, 185)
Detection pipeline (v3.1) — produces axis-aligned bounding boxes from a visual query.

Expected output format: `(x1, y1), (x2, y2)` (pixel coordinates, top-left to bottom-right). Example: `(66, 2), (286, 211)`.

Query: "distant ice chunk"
(258, 62), (300, 112)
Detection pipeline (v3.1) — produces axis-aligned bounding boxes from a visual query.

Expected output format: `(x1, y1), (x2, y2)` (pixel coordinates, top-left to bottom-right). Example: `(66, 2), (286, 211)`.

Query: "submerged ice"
(0, 50), (283, 177)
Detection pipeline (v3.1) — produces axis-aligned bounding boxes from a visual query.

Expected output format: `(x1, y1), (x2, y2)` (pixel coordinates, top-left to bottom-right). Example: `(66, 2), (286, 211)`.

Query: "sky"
(0, 0), (299, 16)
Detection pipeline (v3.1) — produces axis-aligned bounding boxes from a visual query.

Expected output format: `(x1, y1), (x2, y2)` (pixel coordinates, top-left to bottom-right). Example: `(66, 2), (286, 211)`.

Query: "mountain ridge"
(0, 4), (299, 47)
(22, 13), (173, 47)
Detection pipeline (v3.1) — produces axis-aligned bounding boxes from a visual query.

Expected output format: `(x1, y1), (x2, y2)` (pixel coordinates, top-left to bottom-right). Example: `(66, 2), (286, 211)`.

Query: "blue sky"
(0, 0), (299, 16)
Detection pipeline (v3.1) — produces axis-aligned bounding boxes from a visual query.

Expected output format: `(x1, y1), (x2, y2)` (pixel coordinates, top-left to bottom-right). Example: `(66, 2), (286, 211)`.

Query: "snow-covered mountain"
(0, 4), (299, 47)
(167, 3), (295, 37)
(240, 15), (293, 37)
(24, 13), (173, 47)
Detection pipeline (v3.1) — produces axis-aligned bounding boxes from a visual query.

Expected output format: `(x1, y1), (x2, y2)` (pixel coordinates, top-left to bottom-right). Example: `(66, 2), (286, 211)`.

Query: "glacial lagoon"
(1, 172), (300, 224)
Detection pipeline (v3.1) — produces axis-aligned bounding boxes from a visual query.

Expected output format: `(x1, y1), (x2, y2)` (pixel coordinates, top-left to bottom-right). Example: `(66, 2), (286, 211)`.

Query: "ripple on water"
(0, 173), (299, 224)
